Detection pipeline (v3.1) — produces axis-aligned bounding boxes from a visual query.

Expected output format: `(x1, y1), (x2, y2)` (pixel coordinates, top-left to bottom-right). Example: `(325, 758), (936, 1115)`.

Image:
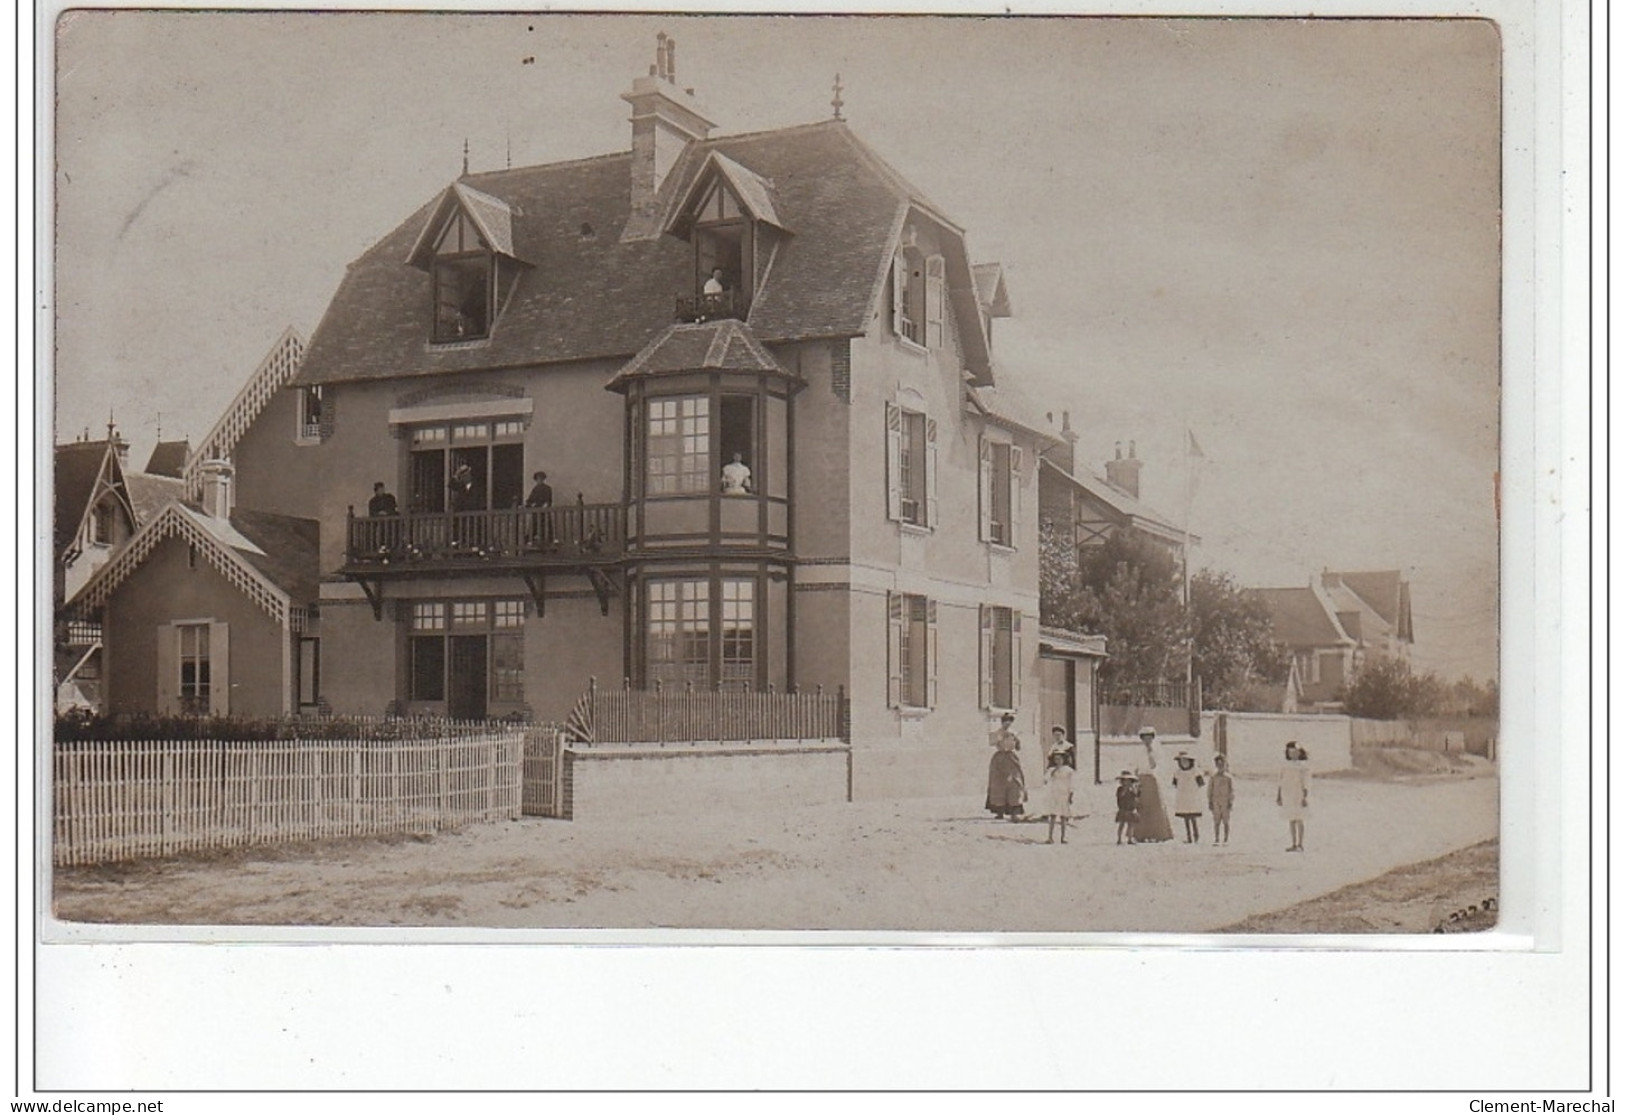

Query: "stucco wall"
(104, 533), (288, 717)
(1201, 711), (1353, 775)
(237, 362), (628, 575)
(566, 742), (849, 818)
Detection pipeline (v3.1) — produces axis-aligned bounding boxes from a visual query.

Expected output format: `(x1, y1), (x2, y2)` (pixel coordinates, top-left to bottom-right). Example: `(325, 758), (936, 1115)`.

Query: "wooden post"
(350, 746), (361, 835)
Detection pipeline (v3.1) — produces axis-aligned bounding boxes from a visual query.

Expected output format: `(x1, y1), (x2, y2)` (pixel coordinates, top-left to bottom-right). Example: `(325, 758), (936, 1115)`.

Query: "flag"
(564, 687), (594, 744)
(1186, 428), (1206, 459)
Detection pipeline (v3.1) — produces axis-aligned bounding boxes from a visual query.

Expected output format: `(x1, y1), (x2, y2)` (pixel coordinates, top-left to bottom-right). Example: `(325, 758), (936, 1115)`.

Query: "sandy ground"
(53, 760), (1499, 933)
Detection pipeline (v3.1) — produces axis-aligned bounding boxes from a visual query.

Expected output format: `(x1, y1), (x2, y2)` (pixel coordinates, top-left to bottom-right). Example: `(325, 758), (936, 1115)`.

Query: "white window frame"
(887, 592), (938, 711)
(296, 384), (326, 445)
(980, 605), (1023, 712)
(979, 434), (1023, 549)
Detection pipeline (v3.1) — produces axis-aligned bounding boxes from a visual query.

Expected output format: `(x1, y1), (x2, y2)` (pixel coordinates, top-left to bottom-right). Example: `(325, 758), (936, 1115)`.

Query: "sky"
(50, 11), (1502, 682)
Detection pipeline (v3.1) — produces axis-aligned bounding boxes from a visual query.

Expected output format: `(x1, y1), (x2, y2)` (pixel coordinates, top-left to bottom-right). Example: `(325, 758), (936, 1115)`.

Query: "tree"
(1189, 569), (1289, 709)
(1039, 517), (1084, 633)
(1071, 529), (1189, 692)
(1341, 657), (1457, 719)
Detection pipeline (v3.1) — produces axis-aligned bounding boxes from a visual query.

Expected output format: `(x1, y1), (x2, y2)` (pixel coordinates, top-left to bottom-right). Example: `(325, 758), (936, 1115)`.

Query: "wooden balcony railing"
(345, 503), (626, 567)
(675, 289), (750, 323)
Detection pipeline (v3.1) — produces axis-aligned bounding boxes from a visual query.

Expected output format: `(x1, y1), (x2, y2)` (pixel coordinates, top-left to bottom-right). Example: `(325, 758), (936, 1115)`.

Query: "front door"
(1039, 655), (1076, 765)
(448, 635), (488, 721)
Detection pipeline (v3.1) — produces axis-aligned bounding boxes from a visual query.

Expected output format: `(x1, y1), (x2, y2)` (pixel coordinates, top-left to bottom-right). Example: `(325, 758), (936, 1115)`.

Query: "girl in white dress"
(1040, 734), (1075, 844)
(1277, 742), (1311, 851)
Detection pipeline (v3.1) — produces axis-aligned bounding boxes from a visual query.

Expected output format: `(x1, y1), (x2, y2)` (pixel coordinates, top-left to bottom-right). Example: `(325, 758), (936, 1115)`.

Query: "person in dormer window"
(703, 267), (726, 296)
(721, 452), (752, 495)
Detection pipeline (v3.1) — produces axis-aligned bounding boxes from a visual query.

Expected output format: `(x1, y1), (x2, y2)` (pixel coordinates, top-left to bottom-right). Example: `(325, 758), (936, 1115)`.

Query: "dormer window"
(670, 154), (788, 324)
(687, 178), (753, 322)
(432, 212), (494, 342)
(892, 246), (944, 350)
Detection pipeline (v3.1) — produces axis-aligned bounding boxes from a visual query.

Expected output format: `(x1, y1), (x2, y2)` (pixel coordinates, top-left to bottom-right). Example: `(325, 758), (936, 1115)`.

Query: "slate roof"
(1041, 457), (1190, 544)
(227, 508), (321, 604)
(54, 441), (131, 560)
(124, 472), (185, 527)
(1334, 570), (1413, 640)
(406, 182), (520, 268)
(296, 119), (989, 388)
(143, 439), (191, 478)
(967, 382), (1060, 445)
(1253, 586), (1351, 649)
(606, 320), (797, 391)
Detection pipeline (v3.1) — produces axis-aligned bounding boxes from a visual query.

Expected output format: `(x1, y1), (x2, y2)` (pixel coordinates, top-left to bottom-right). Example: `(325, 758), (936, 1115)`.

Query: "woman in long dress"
(1277, 742), (1311, 851)
(985, 712), (1027, 821)
(1131, 726), (1174, 843)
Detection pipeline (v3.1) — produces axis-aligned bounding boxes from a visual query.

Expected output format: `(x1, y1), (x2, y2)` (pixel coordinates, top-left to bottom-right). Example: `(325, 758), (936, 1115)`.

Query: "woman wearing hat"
(1131, 726), (1174, 843)
(985, 712), (1027, 821)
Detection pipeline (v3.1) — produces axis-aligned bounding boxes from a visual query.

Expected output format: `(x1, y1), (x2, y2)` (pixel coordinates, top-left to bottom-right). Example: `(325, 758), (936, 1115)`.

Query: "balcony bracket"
(586, 567), (620, 616)
(520, 571), (547, 618)
(348, 575), (387, 622)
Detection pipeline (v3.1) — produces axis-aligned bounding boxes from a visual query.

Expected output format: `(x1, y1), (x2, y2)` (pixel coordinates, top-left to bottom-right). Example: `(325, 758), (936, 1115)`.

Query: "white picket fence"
(52, 731), (526, 866)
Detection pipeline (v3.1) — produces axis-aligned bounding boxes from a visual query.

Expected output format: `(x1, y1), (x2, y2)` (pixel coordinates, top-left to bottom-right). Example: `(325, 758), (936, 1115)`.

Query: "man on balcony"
(525, 470), (554, 549)
(367, 481), (399, 517)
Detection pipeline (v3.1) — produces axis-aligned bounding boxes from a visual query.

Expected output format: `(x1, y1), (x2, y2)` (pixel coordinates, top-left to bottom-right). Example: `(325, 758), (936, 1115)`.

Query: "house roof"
(143, 439), (191, 478)
(1039, 626), (1108, 659)
(295, 119), (991, 388)
(671, 152), (789, 232)
(1040, 457), (1191, 545)
(1253, 586), (1352, 649)
(966, 383), (1060, 446)
(228, 508), (322, 603)
(605, 319), (797, 391)
(124, 472), (185, 527)
(405, 181), (521, 268)
(70, 501), (320, 623)
(1333, 570), (1414, 642)
(972, 263), (1012, 318)
(54, 440), (131, 560)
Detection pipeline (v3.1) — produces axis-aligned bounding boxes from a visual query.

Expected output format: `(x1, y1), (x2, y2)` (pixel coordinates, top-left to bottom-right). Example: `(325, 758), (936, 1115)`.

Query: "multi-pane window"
(892, 248), (944, 349)
(178, 623), (211, 711)
(886, 404), (936, 528)
(719, 580), (755, 690)
(644, 577), (757, 689)
(91, 501), (116, 545)
(647, 397), (711, 495)
(646, 579), (710, 687)
(887, 592), (937, 710)
(408, 599), (526, 708)
(407, 419), (525, 513)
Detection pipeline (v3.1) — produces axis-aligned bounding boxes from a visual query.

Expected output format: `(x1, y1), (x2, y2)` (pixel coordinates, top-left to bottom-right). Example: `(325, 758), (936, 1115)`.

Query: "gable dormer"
(406, 182), (526, 344)
(669, 153), (789, 323)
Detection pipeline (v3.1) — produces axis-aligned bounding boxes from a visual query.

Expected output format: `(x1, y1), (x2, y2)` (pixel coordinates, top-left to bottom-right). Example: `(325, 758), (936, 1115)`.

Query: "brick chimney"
(198, 459), (234, 519)
(621, 33), (716, 223)
(1104, 440), (1142, 499)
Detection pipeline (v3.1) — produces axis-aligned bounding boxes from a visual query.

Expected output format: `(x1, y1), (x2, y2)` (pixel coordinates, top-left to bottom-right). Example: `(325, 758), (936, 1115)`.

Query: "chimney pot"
(198, 459), (235, 519)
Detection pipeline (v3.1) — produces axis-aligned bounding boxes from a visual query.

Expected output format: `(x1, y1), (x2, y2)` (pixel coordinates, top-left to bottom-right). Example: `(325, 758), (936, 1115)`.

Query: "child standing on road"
(1040, 738), (1075, 844)
(1171, 751), (1207, 844)
(1114, 771), (1140, 845)
(1208, 753), (1235, 845)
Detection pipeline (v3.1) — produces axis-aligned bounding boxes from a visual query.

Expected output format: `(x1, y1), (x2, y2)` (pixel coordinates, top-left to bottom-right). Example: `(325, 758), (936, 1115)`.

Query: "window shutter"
(978, 437), (993, 542)
(891, 255), (907, 338)
(209, 621), (231, 716)
(885, 404), (903, 522)
(886, 592), (904, 708)
(1009, 445), (1024, 548)
(925, 599), (939, 710)
(155, 624), (178, 714)
(925, 255), (945, 348)
(979, 605), (993, 710)
(1011, 610), (1023, 711)
(924, 418), (939, 528)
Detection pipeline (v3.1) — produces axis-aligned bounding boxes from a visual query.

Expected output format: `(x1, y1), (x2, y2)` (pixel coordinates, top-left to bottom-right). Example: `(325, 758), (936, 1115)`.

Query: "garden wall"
(563, 740), (850, 819)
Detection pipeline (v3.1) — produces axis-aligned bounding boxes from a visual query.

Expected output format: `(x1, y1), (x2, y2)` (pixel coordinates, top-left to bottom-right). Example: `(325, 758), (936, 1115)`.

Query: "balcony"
(345, 504), (625, 569)
(674, 289), (750, 323)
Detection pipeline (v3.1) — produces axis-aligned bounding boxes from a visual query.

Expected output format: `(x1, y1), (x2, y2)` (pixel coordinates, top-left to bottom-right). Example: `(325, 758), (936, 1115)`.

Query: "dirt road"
(53, 767), (1498, 933)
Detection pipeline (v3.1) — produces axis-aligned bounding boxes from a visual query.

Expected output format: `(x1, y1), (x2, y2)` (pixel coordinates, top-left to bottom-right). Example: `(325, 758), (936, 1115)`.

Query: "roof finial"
(106, 407), (116, 443)
(506, 130), (512, 170)
(831, 73), (845, 120)
(462, 138), (470, 177)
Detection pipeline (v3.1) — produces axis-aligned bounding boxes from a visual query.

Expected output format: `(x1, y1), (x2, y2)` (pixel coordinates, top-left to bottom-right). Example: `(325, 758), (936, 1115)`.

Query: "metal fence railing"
(571, 678), (848, 746)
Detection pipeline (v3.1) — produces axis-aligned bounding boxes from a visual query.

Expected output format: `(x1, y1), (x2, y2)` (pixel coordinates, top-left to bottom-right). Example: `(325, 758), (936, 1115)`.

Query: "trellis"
(73, 505), (290, 626)
(183, 328), (306, 499)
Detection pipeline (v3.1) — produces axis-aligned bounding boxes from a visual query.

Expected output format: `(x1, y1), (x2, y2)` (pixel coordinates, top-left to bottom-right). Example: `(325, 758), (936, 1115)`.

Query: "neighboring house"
(1039, 432), (1193, 561)
(142, 438), (191, 479)
(1254, 569), (1415, 709)
(71, 461), (321, 718)
(109, 36), (1100, 798)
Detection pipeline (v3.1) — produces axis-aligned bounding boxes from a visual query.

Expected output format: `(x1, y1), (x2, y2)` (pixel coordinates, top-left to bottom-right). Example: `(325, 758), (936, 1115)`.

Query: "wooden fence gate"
(521, 727), (567, 818)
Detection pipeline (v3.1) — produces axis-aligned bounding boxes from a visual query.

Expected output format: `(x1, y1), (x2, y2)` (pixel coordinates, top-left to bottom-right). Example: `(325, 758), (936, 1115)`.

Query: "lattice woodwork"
(184, 328), (307, 499)
(74, 506), (289, 626)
